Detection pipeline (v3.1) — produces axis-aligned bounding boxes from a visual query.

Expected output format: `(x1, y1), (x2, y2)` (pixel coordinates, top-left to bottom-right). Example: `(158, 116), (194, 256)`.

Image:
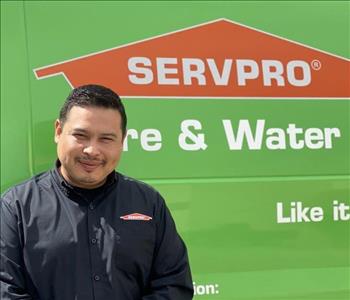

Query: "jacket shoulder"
(118, 173), (157, 192)
(117, 173), (165, 205)
(1, 171), (53, 205)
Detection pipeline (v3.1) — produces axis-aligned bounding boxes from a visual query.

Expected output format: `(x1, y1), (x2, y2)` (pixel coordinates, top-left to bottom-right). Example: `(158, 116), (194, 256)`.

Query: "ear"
(54, 119), (62, 143)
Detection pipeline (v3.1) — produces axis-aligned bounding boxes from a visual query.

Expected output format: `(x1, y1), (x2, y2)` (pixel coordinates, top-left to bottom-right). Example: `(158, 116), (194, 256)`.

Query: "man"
(0, 85), (193, 299)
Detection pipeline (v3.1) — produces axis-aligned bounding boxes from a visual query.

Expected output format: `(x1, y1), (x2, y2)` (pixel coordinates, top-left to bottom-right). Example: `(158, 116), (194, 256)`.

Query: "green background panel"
(154, 178), (349, 298)
(1, 2), (33, 189)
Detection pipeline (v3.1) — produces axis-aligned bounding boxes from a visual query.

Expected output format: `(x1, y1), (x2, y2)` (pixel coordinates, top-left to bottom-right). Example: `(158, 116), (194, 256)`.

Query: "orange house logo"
(34, 19), (350, 98)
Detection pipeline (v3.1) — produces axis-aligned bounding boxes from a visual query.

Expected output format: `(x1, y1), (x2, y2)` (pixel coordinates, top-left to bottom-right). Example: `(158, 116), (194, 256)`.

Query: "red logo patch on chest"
(120, 213), (153, 221)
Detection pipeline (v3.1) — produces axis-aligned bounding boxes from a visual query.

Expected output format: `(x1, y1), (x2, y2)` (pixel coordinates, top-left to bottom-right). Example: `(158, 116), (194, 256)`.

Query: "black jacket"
(0, 167), (193, 300)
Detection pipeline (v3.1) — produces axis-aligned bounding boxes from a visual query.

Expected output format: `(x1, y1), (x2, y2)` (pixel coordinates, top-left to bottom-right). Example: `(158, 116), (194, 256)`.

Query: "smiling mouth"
(78, 159), (102, 172)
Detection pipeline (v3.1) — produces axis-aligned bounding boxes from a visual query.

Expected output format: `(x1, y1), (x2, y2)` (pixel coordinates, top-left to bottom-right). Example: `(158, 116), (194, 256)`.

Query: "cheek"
(57, 139), (82, 158)
(107, 147), (123, 164)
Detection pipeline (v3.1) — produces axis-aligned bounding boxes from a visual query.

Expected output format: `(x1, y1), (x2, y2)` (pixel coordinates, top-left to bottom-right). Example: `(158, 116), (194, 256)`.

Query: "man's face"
(55, 106), (124, 189)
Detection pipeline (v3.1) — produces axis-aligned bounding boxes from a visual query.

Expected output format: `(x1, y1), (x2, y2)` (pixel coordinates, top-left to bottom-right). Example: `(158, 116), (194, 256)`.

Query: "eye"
(73, 133), (87, 139)
(101, 137), (114, 142)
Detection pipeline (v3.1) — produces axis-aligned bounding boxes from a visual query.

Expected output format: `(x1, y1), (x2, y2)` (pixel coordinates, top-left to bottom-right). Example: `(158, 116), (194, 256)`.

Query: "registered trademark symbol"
(311, 60), (321, 70)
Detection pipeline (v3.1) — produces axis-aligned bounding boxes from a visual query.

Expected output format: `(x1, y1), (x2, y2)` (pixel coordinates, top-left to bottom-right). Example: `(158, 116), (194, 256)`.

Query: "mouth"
(78, 159), (102, 172)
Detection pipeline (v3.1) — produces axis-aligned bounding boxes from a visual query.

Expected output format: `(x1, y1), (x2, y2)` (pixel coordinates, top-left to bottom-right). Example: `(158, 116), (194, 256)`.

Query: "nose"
(83, 143), (101, 157)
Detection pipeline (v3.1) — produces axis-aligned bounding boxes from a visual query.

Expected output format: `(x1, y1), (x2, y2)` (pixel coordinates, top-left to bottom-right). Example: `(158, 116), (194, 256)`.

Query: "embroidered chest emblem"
(120, 213), (153, 221)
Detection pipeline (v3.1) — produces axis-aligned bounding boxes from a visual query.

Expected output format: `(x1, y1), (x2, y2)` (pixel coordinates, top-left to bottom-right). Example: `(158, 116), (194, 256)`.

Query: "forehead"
(65, 106), (122, 131)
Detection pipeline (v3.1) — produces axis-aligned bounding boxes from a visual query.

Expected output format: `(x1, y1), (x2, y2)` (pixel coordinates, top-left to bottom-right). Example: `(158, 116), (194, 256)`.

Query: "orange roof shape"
(34, 19), (350, 98)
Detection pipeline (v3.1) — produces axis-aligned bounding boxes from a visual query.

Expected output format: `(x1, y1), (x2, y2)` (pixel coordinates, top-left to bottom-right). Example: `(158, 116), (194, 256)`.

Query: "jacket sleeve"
(142, 194), (194, 300)
(0, 195), (39, 299)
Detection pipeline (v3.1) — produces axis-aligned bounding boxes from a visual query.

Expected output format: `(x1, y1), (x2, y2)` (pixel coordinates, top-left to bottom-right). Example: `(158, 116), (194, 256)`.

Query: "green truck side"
(1, 1), (349, 299)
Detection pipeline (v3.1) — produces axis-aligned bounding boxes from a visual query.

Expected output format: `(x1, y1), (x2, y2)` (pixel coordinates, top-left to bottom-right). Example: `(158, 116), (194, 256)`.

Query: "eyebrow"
(71, 128), (88, 133)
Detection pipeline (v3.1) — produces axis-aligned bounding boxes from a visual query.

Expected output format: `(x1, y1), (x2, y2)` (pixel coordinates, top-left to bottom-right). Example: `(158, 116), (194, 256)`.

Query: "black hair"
(59, 84), (127, 136)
